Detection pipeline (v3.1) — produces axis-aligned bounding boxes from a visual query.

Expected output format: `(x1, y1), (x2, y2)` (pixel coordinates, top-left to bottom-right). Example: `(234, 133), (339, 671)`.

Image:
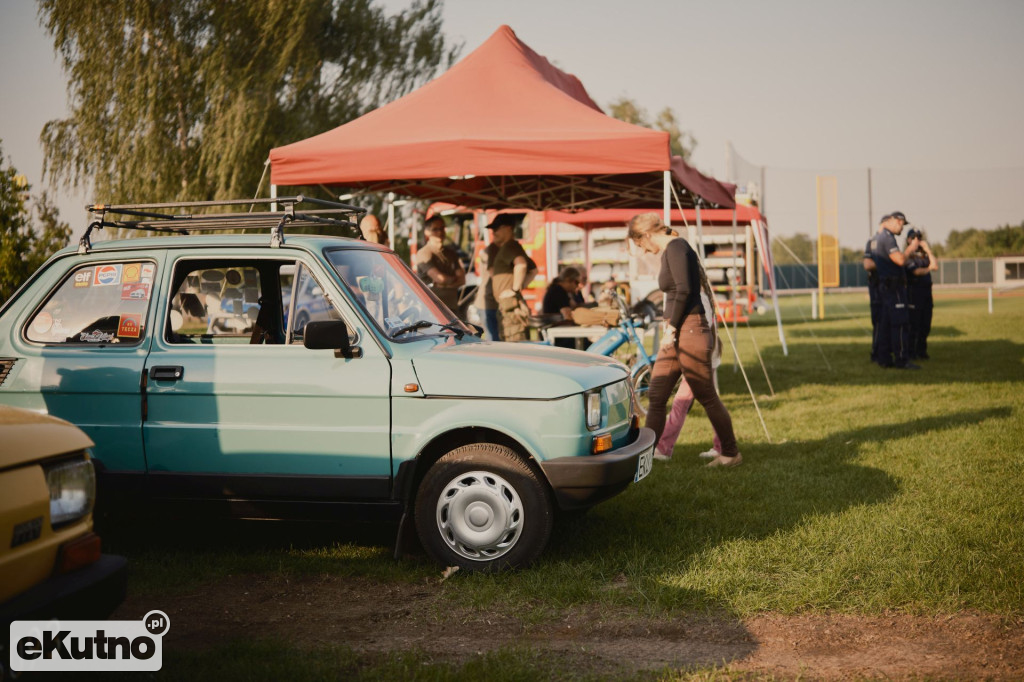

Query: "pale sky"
(3, 0), (1023, 249)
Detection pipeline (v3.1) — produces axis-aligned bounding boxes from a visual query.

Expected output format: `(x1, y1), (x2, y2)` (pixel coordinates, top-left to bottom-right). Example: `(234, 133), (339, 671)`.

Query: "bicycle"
(530, 290), (657, 416)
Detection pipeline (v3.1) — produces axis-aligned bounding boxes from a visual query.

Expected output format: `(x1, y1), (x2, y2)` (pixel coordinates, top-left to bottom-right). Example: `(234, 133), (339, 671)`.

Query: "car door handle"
(149, 366), (184, 381)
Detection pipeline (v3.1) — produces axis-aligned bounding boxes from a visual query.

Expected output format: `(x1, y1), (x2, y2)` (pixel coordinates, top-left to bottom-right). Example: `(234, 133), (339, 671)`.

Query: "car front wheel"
(414, 443), (553, 571)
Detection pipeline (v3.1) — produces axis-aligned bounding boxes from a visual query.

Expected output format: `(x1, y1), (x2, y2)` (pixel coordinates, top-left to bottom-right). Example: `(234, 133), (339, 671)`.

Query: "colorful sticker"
(32, 312), (53, 334)
(122, 263), (142, 284)
(80, 330), (116, 343)
(141, 263), (155, 279)
(117, 314), (142, 338)
(121, 282), (151, 301)
(73, 269), (93, 287)
(93, 264), (122, 287)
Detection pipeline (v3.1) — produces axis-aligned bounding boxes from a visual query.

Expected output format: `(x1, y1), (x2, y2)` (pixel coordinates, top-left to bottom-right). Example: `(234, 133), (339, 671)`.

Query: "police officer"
(871, 211), (920, 369)
(863, 228), (882, 363)
(905, 227), (937, 360)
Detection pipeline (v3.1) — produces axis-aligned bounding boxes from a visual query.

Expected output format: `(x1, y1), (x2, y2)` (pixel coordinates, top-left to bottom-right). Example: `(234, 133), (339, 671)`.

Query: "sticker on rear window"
(123, 263), (142, 283)
(121, 282), (151, 301)
(79, 331), (116, 343)
(32, 312), (53, 334)
(73, 270), (92, 288)
(118, 315), (142, 338)
(93, 264), (122, 286)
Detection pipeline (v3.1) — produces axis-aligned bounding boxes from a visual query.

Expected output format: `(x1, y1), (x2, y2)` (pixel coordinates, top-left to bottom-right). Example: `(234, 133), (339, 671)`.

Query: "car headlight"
(585, 390), (602, 430)
(45, 456), (96, 527)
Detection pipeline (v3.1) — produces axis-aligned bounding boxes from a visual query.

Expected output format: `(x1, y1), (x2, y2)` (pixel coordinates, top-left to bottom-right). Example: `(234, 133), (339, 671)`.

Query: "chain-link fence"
(773, 258), (998, 290)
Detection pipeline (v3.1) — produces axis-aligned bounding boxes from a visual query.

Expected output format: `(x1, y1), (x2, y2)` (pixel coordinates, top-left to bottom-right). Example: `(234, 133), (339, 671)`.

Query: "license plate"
(634, 444), (654, 482)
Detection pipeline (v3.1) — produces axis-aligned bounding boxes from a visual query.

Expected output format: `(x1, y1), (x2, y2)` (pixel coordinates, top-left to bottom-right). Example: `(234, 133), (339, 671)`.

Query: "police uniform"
(871, 228), (911, 367)
(905, 236), (933, 360)
(865, 236), (881, 363)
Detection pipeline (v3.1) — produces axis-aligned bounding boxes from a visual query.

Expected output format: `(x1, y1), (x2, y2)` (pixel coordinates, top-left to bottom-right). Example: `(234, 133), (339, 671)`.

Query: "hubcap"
(436, 470), (523, 561)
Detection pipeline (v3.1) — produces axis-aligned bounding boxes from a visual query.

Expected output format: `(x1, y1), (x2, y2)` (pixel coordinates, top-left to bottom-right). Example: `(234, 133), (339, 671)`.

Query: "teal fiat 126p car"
(0, 198), (654, 571)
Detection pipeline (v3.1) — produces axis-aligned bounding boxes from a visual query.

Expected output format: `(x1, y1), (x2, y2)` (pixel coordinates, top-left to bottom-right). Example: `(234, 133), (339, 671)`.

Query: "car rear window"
(25, 262), (156, 345)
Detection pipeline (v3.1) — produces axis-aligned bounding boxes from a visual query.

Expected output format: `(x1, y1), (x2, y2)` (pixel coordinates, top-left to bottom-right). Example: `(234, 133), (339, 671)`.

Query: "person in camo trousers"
(483, 214), (536, 342)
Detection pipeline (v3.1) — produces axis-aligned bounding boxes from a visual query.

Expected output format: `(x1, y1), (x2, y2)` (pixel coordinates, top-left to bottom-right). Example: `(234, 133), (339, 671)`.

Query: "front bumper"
(539, 427), (656, 510)
(0, 554), (128, 628)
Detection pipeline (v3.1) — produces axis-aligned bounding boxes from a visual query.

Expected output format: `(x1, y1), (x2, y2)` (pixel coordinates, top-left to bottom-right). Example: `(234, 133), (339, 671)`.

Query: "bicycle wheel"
(631, 363), (652, 418)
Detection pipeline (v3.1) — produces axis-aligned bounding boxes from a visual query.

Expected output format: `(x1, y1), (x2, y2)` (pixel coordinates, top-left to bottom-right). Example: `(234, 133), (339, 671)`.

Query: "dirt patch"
(113, 573), (1024, 679)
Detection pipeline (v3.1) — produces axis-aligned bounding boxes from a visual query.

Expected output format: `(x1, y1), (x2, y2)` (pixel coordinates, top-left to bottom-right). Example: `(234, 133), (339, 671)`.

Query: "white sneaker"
(706, 452), (742, 468)
(653, 447), (672, 461)
(698, 447), (721, 459)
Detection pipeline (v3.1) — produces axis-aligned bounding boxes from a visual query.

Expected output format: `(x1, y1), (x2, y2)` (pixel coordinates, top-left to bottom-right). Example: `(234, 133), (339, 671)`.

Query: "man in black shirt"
(542, 267), (581, 349)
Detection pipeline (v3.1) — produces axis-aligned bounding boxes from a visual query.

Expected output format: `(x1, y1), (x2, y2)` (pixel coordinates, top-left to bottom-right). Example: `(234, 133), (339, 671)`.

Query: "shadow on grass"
(95, 515), (416, 598)
(781, 323), (966, 339)
(543, 407), (1012, 610)
(733, 338), (1024, 393)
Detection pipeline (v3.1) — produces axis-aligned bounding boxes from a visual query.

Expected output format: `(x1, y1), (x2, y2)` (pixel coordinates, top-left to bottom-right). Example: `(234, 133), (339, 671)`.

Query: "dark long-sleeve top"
(658, 237), (705, 329)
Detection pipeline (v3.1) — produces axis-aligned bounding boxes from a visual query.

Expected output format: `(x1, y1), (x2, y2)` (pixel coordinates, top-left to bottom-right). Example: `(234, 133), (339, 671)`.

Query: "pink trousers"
(655, 377), (723, 456)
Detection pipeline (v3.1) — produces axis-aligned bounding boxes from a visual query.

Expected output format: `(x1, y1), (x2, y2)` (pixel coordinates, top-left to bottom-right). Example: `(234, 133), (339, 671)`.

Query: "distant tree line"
(772, 221), (1024, 266)
(931, 222), (1024, 258)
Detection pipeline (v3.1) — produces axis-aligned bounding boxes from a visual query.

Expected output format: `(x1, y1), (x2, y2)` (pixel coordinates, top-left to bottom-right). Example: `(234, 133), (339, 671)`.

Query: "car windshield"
(326, 249), (470, 341)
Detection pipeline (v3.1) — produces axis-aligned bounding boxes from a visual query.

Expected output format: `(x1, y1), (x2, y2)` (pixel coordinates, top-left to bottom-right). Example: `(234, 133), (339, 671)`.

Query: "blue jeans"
(485, 308), (500, 341)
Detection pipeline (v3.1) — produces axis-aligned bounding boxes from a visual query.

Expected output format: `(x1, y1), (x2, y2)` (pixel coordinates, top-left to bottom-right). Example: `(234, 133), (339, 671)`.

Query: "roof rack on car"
(78, 196), (366, 254)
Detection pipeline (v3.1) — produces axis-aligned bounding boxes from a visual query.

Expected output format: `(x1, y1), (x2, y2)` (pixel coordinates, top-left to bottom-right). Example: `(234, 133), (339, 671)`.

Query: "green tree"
(840, 246), (863, 264)
(933, 223), (1024, 258)
(607, 97), (697, 162)
(28, 192), (73, 273)
(772, 233), (816, 265)
(0, 143), (72, 304)
(39, 0), (459, 205)
(0, 152), (33, 304)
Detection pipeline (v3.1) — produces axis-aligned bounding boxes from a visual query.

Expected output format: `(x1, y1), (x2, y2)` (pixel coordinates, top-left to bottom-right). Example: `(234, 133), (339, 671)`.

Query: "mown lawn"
(94, 288), (1023, 679)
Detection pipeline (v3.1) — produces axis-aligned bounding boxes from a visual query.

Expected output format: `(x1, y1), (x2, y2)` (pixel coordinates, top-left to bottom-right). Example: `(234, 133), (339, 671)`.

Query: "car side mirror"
(303, 320), (361, 358)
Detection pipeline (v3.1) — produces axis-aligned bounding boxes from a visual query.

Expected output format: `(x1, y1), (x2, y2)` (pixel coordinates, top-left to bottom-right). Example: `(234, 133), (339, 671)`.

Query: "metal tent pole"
(663, 170), (671, 226)
(387, 193), (396, 252)
(732, 207), (739, 373)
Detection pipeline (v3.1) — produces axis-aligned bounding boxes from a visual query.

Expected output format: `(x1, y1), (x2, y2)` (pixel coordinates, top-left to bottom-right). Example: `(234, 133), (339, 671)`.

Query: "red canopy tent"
(269, 25), (734, 212)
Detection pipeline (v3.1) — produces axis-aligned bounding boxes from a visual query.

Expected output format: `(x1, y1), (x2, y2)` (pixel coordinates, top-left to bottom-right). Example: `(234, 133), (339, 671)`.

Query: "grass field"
(95, 289), (1024, 679)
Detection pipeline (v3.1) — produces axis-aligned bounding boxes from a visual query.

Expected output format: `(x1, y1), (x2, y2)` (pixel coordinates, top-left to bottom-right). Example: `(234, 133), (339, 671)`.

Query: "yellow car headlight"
(45, 457), (96, 527)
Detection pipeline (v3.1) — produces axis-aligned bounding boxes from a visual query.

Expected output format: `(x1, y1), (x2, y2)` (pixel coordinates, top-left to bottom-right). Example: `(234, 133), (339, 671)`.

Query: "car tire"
(631, 363), (652, 418)
(414, 443), (553, 571)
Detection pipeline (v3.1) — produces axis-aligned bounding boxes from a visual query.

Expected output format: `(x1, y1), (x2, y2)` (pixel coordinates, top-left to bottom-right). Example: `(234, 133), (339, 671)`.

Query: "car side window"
(281, 264), (342, 345)
(26, 262), (156, 345)
(167, 262), (272, 344)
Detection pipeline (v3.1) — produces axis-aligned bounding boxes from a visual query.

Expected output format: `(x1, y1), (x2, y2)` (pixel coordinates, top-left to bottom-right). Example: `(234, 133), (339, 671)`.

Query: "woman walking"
(627, 213), (741, 467)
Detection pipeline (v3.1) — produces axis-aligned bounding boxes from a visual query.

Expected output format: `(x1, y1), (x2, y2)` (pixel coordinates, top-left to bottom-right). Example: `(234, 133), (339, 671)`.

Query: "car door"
(8, 256), (161, 477)
(141, 252), (393, 506)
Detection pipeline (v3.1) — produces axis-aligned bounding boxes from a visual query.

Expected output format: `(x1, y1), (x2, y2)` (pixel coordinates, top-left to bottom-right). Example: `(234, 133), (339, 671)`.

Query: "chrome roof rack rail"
(78, 196), (365, 253)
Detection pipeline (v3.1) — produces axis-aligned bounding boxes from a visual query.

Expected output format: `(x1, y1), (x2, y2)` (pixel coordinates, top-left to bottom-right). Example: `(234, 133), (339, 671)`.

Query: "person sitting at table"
(543, 266), (583, 349)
